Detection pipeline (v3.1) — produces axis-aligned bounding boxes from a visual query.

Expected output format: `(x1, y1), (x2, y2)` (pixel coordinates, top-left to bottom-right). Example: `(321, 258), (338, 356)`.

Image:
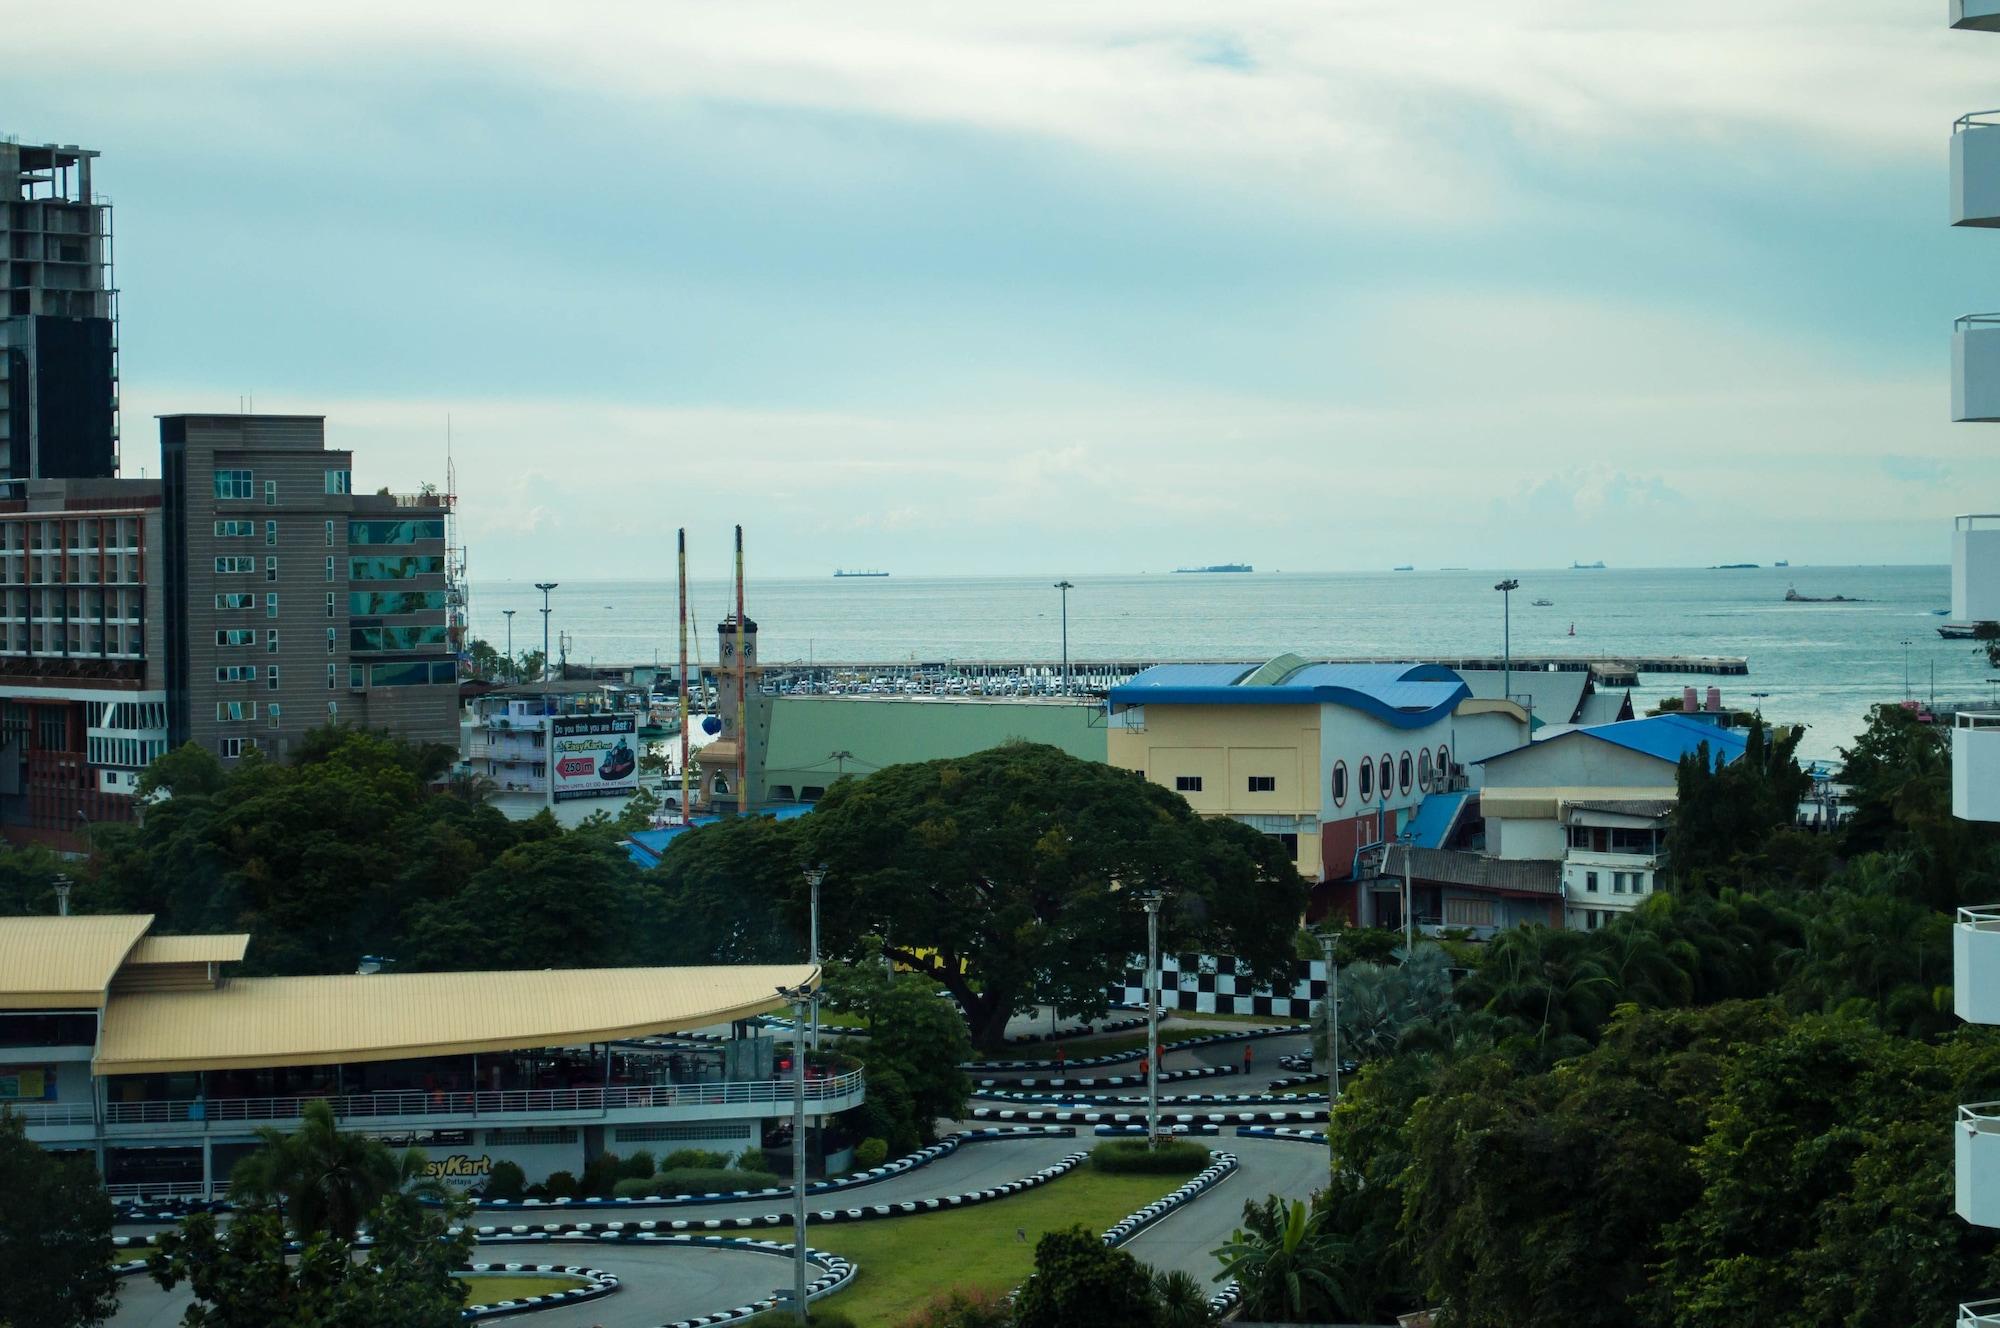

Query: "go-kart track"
(108, 1026), (1324, 1326)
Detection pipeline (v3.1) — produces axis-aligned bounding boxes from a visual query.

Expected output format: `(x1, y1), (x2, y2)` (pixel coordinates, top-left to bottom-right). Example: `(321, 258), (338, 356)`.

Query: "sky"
(10, 0), (2000, 579)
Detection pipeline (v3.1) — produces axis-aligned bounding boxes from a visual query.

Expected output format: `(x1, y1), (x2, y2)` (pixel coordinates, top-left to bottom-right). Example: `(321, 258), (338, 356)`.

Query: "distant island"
(833, 570), (889, 578)
(1571, 560), (1606, 570)
(1712, 563), (1759, 570)
(1174, 563), (1253, 574)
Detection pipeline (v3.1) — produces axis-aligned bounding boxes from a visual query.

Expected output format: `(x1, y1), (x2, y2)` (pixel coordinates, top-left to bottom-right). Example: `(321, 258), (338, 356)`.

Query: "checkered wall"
(1113, 954), (1328, 1021)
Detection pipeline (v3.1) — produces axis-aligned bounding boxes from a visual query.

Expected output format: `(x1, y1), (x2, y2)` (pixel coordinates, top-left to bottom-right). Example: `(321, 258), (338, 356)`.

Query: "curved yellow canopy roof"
(95, 964), (818, 1075)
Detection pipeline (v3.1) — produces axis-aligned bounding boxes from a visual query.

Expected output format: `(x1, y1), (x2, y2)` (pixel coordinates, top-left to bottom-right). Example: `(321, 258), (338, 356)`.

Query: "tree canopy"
(0, 1108), (118, 1328)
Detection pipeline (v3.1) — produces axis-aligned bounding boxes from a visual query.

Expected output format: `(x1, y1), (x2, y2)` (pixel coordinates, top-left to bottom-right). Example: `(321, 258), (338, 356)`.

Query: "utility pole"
(1494, 579), (1520, 703)
(1054, 581), (1074, 695)
(52, 874), (71, 917)
(779, 979), (813, 1317)
(535, 583), (558, 682)
(803, 865), (826, 1052)
(501, 609), (516, 681)
(1400, 828), (1416, 956)
(1317, 929), (1341, 1102)
(1901, 638), (1914, 700)
(1140, 892), (1163, 1150)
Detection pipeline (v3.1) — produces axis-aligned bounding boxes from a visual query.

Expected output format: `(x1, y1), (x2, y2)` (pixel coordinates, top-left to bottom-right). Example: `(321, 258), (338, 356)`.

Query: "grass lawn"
(1272, 1079), (1331, 1097)
(803, 1167), (1187, 1323)
(457, 1273), (588, 1306)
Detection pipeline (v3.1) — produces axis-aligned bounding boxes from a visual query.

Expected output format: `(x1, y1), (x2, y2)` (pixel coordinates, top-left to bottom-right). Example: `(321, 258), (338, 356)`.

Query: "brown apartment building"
(159, 414), (458, 768)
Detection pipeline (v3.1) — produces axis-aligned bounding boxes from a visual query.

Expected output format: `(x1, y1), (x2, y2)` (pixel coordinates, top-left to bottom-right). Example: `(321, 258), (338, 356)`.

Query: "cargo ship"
(1173, 563), (1253, 574)
(833, 570), (890, 578)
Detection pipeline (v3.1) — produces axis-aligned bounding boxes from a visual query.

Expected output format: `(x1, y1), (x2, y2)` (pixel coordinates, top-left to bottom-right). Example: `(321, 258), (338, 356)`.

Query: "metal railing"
(1962, 905), (2000, 930)
(98, 1071), (865, 1128)
(1956, 110), (2000, 134)
(1962, 1300), (2000, 1328)
(105, 1180), (207, 1201)
(1960, 1102), (2000, 1131)
(7, 1102), (94, 1127)
(1959, 712), (2000, 731)
(1958, 314), (2000, 332)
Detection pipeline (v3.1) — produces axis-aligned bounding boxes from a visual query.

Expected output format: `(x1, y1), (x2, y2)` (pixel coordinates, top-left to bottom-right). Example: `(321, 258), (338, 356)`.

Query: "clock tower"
(697, 614), (762, 813)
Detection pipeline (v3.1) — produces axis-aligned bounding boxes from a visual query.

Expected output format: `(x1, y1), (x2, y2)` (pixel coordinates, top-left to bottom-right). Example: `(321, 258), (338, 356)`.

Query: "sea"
(468, 565), (1983, 763)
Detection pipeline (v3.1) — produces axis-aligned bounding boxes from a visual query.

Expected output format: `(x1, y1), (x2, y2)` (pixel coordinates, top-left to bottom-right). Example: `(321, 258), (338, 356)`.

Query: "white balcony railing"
(1959, 907), (2000, 1024)
(73, 1072), (867, 1132)
(1956, 114), (2000, 227)
(1957, 713), (2000, 822)
(1958, 1102), (2000, 1227)
(6, 1102), (93, 1127)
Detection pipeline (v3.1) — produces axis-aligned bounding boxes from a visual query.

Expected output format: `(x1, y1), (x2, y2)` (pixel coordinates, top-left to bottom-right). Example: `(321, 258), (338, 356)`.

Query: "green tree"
(0, 1108), (118, 1328)
(1150, 1269), (1216, 1328)
(1665, 720), (1813, 890)
(789, 743), (1308, 1048)
(402, 834), (657, 970)
(820, 952), (972, 1140)
(1016, 1225), (1160, 1328)
(228, 1099), (405, 1241)
(1211, 1196), (1361, 1324)
(1454, 926), (1617, 1052)
(1317, 946), (1454, 1065)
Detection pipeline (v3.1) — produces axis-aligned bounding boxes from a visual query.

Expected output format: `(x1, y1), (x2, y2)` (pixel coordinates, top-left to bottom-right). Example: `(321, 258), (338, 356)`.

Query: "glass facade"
(348, 519), (444, 545)
(348, 555), (444, 581)
(361, 660), (456, 687)
(350, 625), (450, 652)
(349, 590), (450, 616)
(213, 469), (253, 500)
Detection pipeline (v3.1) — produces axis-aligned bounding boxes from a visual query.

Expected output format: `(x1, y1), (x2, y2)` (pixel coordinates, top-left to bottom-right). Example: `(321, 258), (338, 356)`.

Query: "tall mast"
(678, 528), (691, 826)
(734, 524), (748, 817)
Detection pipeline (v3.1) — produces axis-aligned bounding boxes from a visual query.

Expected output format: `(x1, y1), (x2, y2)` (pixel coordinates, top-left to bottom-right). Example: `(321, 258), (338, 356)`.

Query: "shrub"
(854, 1138), (889, 1169)
(893, 1286), (1015, 1328)
(541, 1170), (578, 1199)
(760, 1310), (858, 1328)
(1151, 1268), (1215, 1328)
(648, 1167), (786, 1195)
(621, 1149), (656, 1179)
(580, 1150), (625, 1198)
(1088, 1138), (1211, 1175)
(482, 1160), (526, 1201)
(735, 1147), (770, 1174)
(612, 1175), (665, 1199)
(1016, 1226), (1157, 1328)
(661, 1148), (730, 1171)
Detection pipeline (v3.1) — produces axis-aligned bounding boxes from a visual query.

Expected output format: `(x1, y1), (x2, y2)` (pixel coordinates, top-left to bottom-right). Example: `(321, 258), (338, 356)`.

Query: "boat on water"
(1712, 563), (1759, 570)
(1940, 623), (1984, 640)
(1784, 585), (1865, 603)
(1174, 564), (1253, 574)
(1571, 560), (1606, 570)
(1775, 560), (1790, 568)
(834, 570), (890, 578)
(1531, 597), (1554, 607)
(1933, 608), (1953, 616)
(1392, 565), (1414, 572)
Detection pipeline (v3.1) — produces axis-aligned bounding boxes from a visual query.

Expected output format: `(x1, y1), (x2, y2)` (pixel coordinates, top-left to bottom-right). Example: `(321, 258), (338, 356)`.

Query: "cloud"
(1503, 465), (1691, 520)
(1880, 455), (1953, 486)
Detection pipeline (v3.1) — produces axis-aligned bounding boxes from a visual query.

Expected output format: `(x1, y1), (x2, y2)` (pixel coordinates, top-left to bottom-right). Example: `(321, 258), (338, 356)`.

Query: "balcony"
(1960, 1103), (2000, 1225)
(1955, 115), (2000, 226)
(1956, 317), (2000, 421)
(1957, 713), (2000, 821)
(1955, 0), (2000, 31)
(1959, 907), (2000, 1022)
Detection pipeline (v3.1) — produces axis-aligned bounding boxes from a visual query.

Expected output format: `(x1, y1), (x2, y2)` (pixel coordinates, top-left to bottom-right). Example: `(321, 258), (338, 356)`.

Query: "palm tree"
(1152, 1268), (1216, 1328)
(1211, 1196), (1360, 1323)
(228, 1099), (402, 1241)
(1457, 927), (1616, 1046)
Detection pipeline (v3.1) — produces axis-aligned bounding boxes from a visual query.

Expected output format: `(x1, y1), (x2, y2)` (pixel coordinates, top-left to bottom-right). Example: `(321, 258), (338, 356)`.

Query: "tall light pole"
(1317, 929), (1341, 1103)
(1494, 579), (1520, 703)
(1054, 581), (1074, 695)
(803, 865), (826, 1052)
(52, 874), (71, 917)
(501, 609), (516, 682)
(1399, 826), (1416, 957)
(1901, 638), (1914, 700)
(778, 980), (813, 1317)
(1140, 892), (1163, 1150)
(535, 583), (558, 682)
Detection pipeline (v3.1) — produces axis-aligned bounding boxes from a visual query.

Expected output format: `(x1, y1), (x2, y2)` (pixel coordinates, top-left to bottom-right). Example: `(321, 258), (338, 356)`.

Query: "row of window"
(348, 519), (443, 545)
(215, 469), (353, 501)
(350, 625), (449, 652)
(1172, 775), (1282, 794)
(1329, 746), (1450, 807)
(87, 735), (168, 769)
(352, 659), (455, 688)
(351, 590), (449, 617)
(86, 700), (167, 732)
(215, 701), (281, 722)
(348, 555), (444, 581)
(1581, 870), (1652, 896)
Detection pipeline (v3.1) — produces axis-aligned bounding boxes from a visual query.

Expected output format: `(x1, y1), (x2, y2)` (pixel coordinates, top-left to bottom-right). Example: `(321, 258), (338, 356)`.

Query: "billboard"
(551, 713), (640, 802)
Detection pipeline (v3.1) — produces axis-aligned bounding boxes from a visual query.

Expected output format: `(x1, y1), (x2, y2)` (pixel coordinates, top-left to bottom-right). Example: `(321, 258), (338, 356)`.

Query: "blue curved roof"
(1578, 713), (1748, 767)
(1109, 660), (1469, 730)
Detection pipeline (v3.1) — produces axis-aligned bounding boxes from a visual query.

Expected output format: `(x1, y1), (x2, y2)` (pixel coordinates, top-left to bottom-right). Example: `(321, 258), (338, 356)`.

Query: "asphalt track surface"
(107, 1033), (1327, 1325)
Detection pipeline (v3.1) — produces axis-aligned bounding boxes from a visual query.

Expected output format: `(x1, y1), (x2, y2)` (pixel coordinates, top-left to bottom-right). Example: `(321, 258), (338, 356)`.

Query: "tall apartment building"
(160, 414), (457, 764)
(0, 142), (117, 480)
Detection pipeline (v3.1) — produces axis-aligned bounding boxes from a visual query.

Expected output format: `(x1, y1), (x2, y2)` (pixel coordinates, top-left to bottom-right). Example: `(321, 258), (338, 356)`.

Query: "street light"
(1316, 930), (1341, 1103)
(1494, 579), (1520, 703)
(777, 979), (815, 1317)
(802, 865), (826, 1052)
(52, 873), (71, 917)
(502, 609), (516, 681)
(1053, 581), (1074, 696)
(1399, 825), (1416, 957)
(1901, 638), (1915, 700)
(1139, 891), (1164, 1150)
(535, 583), (559, 682)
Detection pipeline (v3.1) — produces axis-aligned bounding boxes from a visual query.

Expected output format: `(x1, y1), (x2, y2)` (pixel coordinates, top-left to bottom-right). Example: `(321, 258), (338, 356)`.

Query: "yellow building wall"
(1108, 705), (1321, 878)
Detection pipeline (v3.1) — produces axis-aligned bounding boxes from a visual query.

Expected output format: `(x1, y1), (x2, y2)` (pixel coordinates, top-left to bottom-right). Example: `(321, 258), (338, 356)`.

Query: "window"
(264, 520), (278, 547)
(213, 469), (254, 500)
(349, 590), (449, 615)
(348, 519), (445, 545)
(1381, 754), (1394, 798)
(215, 629), (256, 647)
(213, 593), (254, 610)
(327, 663), (337, 690)
(1174, 775), (1203, 793)
(267, 703), (281, 728)
(214, 665), (258, 682)
(1274, 832), (1299, 860)
(366, 660), (456, 686)
(266, 593), (279, 619)
(326, 628), (335, 654)
(213, 556), (256, 574)
(265, 556), (278, 582)
(325, 469), (351, 495)
(215, 701), (251, 721)
(268, 665), (280, 690)
(1585, 909), (1603, 931)
(1358, 758), (1374, 802)
(221, 737), (253, 758)
(1330, 761), (1347, 807)
(350, 664), (365, 688)
(348, 555), (445, 581)
(1444, 897), (1495, 928)
(268, 631), (279, 654)
(324, 520), (334, 548)
(1636, 874), (1650, 894)
(1398, 751), (1413, 794)
(325, 557), (335, 582)
(1437, 745), (1450, 780)
(351, 625), (451, 651)
(1612, 873), (1627, 894)
(212, 519), (255, 537)
(325, 593), (336, 619)
(264, 480), (277, 506)
(1247, 775), (1276, 793)
(1418, 748), (1433, 792)
(1584, 871), (1599, 893)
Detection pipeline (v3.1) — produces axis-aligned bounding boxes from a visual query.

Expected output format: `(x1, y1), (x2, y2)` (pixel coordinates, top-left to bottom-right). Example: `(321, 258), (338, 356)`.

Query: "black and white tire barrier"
(971, 1105), (1323, 1127)
(977, 1088), (1328, 1108)
(1234, 1124), (1331, 1145)
(965, 1025), (1305, 1073)
(1091, 1123), (1220, 1138)
(1099, 1151), (1239, 1247)
(973, 1063), (1236, 1091)
(456, 1262), (619, 1321)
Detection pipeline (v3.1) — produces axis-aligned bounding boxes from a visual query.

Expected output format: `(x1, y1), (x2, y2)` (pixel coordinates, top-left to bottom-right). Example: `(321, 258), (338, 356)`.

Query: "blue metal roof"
(624, 802), (815, 869)
(1109, 660), (1469, 730)
(1404, 790), (1473, 850)
(1576, 714), (1749, 768)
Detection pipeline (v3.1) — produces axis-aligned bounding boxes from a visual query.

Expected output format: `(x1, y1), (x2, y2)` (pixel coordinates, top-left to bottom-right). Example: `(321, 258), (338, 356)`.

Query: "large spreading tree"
(0, 1108), (118, 1328)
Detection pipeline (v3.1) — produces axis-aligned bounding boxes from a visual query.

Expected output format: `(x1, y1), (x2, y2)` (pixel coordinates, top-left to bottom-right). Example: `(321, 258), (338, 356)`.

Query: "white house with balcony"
(0, 914), (852, 1199)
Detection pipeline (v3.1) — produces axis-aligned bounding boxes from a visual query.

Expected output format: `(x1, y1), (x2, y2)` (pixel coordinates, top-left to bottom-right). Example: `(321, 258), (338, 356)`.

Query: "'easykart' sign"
(550, 713), (641, 802)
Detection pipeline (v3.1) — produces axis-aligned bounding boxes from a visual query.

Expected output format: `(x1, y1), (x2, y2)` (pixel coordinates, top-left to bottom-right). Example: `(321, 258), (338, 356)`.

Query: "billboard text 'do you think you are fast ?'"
(551, 713), (640, 802)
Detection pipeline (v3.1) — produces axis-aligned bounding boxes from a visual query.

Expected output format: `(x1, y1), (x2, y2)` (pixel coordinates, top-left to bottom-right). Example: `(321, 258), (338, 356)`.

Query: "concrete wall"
(1957, 519), (2000, 623)
(768, 696), (1105, 800)
(1487, 815), (1569, 862)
